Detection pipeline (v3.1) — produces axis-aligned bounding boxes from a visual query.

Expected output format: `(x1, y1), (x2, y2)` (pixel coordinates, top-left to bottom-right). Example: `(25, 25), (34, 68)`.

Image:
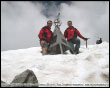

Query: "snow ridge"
(1, 42), (109, 85)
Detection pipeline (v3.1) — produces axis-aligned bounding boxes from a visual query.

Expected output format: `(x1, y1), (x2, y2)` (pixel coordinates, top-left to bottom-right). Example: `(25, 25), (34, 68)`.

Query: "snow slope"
(1, 42), (109, 86)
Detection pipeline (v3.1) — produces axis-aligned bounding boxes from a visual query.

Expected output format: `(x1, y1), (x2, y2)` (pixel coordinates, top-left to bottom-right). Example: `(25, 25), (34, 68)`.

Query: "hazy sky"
(1, 1), (109, 51)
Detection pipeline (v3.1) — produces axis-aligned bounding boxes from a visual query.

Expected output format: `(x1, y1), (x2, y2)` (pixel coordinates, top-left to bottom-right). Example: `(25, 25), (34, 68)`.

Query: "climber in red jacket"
(64, 21), (88, 54)
(38, 20), (53, 55)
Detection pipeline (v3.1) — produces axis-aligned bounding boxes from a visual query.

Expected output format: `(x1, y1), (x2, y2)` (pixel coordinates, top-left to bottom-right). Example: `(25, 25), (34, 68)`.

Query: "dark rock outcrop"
(1, 80), (5, 83)
(11, 69), (39, 87)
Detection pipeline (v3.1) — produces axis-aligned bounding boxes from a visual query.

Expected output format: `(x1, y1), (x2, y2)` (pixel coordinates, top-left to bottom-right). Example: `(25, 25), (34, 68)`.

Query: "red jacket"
(38, 26), (53, 43)
(64, 26), (84, 40)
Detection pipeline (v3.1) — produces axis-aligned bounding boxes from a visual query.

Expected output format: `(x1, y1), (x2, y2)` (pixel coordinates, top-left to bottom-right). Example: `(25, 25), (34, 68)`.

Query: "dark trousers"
(67, 38), (81, 53)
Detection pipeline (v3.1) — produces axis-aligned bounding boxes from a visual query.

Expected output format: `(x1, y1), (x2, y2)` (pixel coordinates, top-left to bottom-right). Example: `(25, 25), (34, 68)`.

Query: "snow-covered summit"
(1, 42), (109, 86)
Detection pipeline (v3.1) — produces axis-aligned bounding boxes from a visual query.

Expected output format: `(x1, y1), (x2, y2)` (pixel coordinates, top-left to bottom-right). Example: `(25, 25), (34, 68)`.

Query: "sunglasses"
(48, 23), (52, 24)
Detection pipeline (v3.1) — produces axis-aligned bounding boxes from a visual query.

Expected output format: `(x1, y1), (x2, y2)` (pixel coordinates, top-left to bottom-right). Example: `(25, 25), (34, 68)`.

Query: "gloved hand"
(83, 37), (88, 41)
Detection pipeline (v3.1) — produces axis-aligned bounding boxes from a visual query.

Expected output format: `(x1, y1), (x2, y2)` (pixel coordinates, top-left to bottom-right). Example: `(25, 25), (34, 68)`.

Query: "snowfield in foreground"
(1, 42), (109, 86)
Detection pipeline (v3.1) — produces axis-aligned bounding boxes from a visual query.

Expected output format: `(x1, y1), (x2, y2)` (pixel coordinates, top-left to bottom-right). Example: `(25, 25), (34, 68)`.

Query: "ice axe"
(85, 38), (90, 48)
